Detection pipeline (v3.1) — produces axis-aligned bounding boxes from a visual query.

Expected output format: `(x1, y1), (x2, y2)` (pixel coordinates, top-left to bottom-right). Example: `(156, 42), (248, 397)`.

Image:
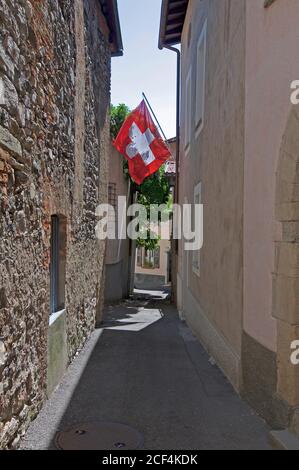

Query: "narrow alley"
(21, 291), (270, 451)
(1, 0), (299, 453)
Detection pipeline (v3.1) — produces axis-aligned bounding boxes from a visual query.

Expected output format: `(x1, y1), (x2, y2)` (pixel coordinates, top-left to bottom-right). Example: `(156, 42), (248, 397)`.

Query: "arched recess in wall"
(273, 105), (299, 412)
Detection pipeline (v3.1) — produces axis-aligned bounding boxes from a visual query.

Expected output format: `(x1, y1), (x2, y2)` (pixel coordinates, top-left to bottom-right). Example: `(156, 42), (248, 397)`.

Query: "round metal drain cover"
(55, 422), (143, 450)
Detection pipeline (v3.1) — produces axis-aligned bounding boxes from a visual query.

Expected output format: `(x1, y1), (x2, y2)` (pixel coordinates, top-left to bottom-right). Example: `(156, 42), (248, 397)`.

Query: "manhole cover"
(54, 422), (144, 450)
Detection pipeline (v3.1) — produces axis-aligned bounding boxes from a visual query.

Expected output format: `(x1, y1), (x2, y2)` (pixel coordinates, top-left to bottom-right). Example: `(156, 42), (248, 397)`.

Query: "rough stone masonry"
(0, 0), (113, 448)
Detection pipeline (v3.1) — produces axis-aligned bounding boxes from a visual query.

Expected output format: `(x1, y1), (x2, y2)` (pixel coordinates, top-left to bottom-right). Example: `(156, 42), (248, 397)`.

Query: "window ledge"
(49, 309), (66, 327)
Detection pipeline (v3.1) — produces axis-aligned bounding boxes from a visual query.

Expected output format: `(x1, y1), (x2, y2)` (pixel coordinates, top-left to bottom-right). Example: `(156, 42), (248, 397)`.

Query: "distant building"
(135, 229), (171, 291)
(159, 0), (299, 437)
(164, 137), (176, 187)
(105, 143), (131, 302)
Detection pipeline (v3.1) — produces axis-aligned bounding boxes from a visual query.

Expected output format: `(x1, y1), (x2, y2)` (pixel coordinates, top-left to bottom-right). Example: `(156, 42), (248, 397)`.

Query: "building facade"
(159, 0), (299, 435)
(0, 0), (122, 448)
(105, 142), (130, 302)
(135, 235), (171, 290)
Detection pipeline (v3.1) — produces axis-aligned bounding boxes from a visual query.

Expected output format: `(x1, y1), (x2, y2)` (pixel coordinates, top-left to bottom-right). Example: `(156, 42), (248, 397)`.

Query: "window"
(192, 183), (202, 277)
(50, 215), (67, 315)
(185, 67), (192, 152)
(195, 20), (207, 137)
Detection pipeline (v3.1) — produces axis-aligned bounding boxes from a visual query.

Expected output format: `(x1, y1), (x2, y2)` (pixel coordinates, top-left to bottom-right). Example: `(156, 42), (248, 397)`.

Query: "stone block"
(15, 210), (27, 234)
(0, 418), (19, 449)
(276, 179), (299, 204)
(0, 76), (19, 114)
(0, 184), (7, 197)
(278, 154), (299, 185)
(277, 321), (299, 407)
(3, 35), (20, 63)
(273, 275), (299, 324)
(0, 125), (22, 159)
(291, 409), (299, 436)
(16, 103), (25, 128)
(282, 222), (299, 242)
(0, 43), (15, 79)
(0, 172), (8, 183)
(281, 110), (299, 162)
(0, 147), (10, 161)
(276, 202), (299, 222)
(23, 0), (33, 21)
(0, 340), (7, 366)
(14, 169), (28, 191)
(15, 9), (28, 39)
(274, 242), (299, 277)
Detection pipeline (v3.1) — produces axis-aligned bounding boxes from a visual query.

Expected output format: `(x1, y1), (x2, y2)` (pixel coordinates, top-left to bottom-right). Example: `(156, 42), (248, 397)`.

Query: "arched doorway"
(273, 106), (299, 433)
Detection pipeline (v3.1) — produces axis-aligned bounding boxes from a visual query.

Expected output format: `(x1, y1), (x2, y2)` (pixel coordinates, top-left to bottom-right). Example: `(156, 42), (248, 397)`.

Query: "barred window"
(192, 183), (202, 277)
(108, 183), (117, 238)
(50, 215), (67, 315)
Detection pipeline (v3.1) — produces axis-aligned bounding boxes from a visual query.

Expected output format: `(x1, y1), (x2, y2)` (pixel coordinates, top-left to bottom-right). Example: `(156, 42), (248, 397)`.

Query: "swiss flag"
(113, 100), (171, 185)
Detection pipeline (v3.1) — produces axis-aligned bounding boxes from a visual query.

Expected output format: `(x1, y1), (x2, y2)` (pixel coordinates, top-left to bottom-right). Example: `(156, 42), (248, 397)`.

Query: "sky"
(111, 0), (177, 139)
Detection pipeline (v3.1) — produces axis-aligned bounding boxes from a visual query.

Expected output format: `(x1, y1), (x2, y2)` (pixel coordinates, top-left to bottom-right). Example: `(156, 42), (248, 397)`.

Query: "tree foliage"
(137, 166), (170, 206)
(110, 103), (131, 139)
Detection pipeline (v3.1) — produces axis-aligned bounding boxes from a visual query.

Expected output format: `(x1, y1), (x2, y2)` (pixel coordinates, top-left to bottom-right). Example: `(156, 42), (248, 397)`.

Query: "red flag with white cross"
(113, 100), (171, 185)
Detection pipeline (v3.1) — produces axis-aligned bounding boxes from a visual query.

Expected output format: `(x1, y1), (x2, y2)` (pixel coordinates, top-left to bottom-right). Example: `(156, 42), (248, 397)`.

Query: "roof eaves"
(158, 0), (189, 49)
(101, 0), (124, 57)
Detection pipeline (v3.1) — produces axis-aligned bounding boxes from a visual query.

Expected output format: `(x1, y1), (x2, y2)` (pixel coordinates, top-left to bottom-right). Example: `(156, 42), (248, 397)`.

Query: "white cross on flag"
(113, 100), (171, 185)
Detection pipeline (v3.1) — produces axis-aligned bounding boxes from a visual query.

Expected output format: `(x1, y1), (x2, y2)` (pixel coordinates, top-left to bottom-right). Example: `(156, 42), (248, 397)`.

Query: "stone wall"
(0, 0), (111, 448)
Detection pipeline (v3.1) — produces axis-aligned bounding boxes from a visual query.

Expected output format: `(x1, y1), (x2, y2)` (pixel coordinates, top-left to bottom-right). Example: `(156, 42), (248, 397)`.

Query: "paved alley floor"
(21, 291), (271, 450)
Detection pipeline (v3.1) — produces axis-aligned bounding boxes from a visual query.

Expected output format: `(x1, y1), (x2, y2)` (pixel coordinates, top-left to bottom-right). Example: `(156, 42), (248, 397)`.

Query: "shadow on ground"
(21, 291), (271, 450)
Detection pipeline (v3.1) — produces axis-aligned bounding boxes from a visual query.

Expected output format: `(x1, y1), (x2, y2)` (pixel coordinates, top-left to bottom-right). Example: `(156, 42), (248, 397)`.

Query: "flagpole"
(142, 92), (168, 142)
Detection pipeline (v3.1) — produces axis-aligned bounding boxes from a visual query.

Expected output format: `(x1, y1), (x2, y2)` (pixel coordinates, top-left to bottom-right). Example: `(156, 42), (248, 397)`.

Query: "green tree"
(137, 165), (170, 207)
(110, 103), (131, 139)
(135, 166), (171, 250)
